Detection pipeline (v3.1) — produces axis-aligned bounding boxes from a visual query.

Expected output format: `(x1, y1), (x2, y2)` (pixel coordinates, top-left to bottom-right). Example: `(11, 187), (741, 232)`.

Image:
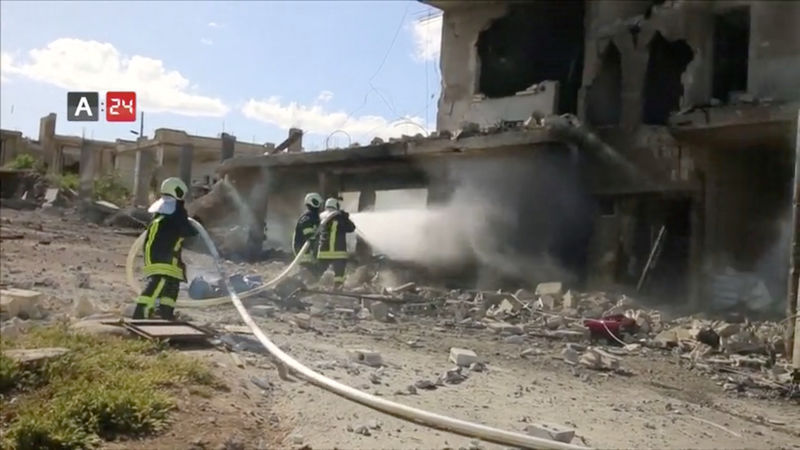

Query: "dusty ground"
(2, 206), (799, 450)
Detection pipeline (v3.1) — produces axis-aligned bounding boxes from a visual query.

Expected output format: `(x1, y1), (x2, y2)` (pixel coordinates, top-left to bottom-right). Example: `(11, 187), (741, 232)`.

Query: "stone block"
(579, 347), (620, 371)
(251, 305), (276, 317)
(3, 347), (70, 364)
(369, 301), (390, 322)
(449, 347), (478, 367)
(715, 322), (740, 338)
(553, 329), (588, 342)
(524, 422), (575, 443)
(538, 295), (556, 310)
(535, 282), (563, 298)
(1, 288), (42, 319)
(293, 313), (312, 329)
(561, 347), (580, 365)
(488, 322), (524, 335)
(347, 349), (383, 367)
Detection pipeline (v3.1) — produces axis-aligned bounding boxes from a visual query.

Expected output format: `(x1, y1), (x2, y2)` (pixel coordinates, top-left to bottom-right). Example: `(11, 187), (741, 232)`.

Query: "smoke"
(752, 210), (792, 313)
(351, 150), (595, 288)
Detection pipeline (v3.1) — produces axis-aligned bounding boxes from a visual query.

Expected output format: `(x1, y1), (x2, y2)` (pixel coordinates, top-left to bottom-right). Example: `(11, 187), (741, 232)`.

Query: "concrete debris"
(251, 305), (277, 317)
(2, 347), (70, 364)
(562, 290), (576, 309)
(561, 347), (581, 365)
(468, 361), (487, 372)
(579, 347), (621, 371)
(1, 288), (42, 320)
(438, 366), (468, 385)
(449, 347), (478, 367)
(487, 322), (524, 335)
(347, 349), (383, 367)
(538, 295), (556, 310)
(414, 379), (438, 391)
(72, 297), (98, 319)
(369, 301), (390, 322)
(535, 282), (563, 298)
(75, 272), (90, 289)
(293, 313), (312, 330)
(524, 422), (575, 444)
(504, 335), (526, 344)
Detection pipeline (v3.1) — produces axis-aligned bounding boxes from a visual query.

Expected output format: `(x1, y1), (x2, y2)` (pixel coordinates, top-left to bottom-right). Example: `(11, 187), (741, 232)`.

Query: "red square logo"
(105, 91), (137, 122)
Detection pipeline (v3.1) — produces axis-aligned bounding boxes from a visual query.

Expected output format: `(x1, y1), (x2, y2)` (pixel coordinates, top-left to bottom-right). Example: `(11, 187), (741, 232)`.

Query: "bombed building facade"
(211, 0), (799, 313)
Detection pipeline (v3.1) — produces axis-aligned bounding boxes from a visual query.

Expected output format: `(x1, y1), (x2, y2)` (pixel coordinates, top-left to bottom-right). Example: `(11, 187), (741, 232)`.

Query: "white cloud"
(316, 90), (334, 103)
(3, 38), (229, 117)
(411, 14), (442, 62)
(200, 38), (214, 46)
(242, 96), (430, 144)
(0, 52), (13, 83)
(208, 21), (222, 28)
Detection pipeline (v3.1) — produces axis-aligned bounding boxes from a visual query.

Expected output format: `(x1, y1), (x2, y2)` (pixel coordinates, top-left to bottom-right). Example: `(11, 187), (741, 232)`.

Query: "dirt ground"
(2, 207), (799, 450)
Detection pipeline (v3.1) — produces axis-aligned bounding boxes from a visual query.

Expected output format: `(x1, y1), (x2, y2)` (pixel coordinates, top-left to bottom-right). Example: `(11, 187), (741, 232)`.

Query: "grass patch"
(0, 326), (224, 450)
(47, 172), (80, 191)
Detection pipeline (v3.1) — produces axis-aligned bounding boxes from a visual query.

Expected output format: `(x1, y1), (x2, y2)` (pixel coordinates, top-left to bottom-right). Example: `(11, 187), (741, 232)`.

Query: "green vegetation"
(0, 326), (224, 450)
(3, 154), (38, 170)
(93, 172), (130, 205)
(48, 172), (80, 191)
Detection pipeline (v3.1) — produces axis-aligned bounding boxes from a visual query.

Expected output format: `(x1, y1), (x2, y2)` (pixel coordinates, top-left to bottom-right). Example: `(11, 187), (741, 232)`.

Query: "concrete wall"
(463, 81), (559, 129)
(436, 2), (509, 132)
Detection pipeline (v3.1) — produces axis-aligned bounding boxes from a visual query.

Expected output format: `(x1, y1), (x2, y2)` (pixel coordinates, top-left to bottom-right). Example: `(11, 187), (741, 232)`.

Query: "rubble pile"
(264, 269), (798, 399)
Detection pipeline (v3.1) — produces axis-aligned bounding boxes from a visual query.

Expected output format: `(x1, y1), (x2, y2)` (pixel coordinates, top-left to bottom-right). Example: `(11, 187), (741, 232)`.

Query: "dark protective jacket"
(292, 209), (320, 262)
(143, 201), (197, 280)
(317, 210), (356, 260)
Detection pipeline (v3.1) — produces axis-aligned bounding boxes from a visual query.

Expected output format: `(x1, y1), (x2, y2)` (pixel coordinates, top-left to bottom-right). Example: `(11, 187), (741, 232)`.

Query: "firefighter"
(317, 197), (356, 289)
(293, 192), (323, 276)
(132, 177), (197, 320)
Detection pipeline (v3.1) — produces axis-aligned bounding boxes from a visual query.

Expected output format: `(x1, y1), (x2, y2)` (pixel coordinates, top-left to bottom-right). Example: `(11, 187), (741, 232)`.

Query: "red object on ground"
(584, 314), (638, 342)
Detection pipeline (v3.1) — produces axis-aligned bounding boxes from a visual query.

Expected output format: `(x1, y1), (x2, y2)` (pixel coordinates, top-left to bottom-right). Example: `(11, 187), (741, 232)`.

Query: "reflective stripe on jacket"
(143, 203), (197, 280)
(317, 210), (355, 260)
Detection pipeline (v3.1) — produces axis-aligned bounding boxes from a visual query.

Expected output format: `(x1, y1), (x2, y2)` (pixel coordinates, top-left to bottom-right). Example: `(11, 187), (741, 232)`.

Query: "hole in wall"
(475, 1), (585, 113)
(712, 7), (750, 102)
(642, 32), (694, 125)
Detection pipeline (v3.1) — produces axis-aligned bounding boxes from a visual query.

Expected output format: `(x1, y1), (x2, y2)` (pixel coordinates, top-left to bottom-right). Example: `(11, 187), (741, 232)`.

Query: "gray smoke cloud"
(352, 150), (594, 289)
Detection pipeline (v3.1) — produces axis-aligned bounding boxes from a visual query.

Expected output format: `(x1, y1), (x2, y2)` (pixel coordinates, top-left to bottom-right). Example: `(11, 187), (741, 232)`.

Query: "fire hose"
(124, 216), (592, 450)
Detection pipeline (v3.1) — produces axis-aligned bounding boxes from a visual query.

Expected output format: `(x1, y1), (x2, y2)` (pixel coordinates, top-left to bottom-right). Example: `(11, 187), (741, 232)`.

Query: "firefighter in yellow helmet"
(132, 177), (197, 320)
(317, 197), (356, 288)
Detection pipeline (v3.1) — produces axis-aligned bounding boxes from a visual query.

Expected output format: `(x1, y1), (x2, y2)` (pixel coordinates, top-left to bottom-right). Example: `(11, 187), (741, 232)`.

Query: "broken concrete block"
(579, 348), (620, 371)
(72, 297), (97, 319)
(449, 347), (478, 367)
(293, 313), (312, 329)
(553, 329), (588, 342)
(524, 422), (575, 444)
(0, 317), (30, 339)
(538, 295), (556, 310)
(487, 322), (524, 335)
(1, 288), (42, 319)
(535, 282), (563, 298)
(369, 301), (390, 322)
(546, 315), (566, 330)
(251, 305), (276, 317)
(347, 349), (383, 367)
(561, 347), (581, 365)
(2, 347), (70, 364)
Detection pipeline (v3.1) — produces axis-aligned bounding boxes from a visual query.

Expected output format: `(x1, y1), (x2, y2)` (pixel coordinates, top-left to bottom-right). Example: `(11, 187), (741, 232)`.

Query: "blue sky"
(0, 1), (442, 150)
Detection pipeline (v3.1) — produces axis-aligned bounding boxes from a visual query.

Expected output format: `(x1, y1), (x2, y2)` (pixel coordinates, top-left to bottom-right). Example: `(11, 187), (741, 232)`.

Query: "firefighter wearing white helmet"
(293, 192), (324, 274)
(133, 177), (197, 320)
(318, 197), (356, 288)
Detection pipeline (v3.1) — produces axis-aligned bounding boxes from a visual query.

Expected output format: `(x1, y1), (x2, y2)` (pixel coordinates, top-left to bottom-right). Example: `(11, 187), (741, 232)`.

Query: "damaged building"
(204, 0), (799, 315)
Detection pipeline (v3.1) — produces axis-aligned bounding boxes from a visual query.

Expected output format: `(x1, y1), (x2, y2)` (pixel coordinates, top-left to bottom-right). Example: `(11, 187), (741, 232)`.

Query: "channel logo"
(67, 91), (137, 122)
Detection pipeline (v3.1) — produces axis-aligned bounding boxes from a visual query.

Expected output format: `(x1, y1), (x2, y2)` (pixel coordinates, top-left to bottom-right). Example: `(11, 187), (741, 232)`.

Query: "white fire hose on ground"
(125, 215), (592, 450)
